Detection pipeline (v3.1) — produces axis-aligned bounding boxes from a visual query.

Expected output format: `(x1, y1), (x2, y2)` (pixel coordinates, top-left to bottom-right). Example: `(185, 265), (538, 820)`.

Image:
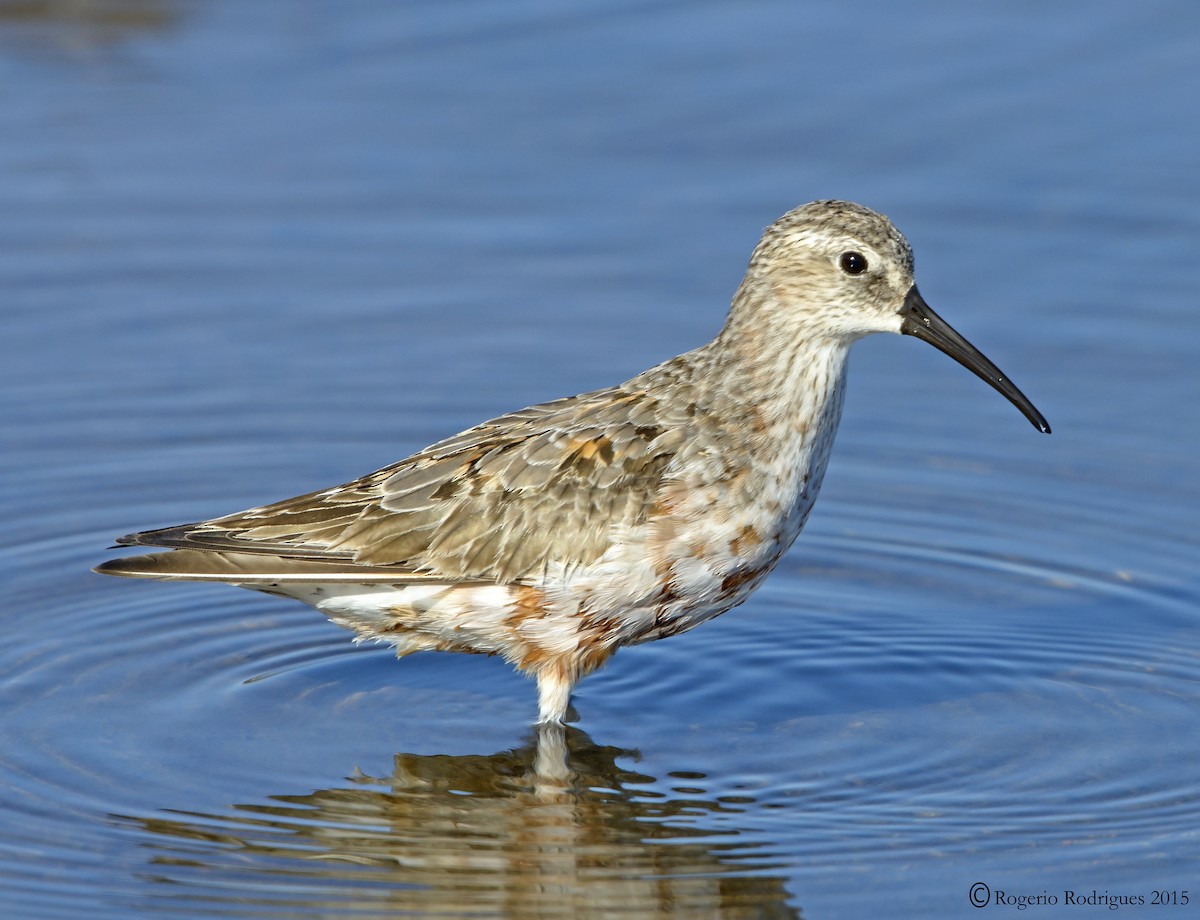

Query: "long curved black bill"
(899, 286), (1050, 434)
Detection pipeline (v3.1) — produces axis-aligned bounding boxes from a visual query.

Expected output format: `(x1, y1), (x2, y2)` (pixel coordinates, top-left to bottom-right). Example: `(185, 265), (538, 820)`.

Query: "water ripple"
(4, 0), (1199, 909)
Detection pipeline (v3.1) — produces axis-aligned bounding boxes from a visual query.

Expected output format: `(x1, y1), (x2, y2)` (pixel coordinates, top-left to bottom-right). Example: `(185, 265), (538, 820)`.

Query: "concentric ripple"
(4, 0), (1200, 914)
(4, 436), (1196, 917)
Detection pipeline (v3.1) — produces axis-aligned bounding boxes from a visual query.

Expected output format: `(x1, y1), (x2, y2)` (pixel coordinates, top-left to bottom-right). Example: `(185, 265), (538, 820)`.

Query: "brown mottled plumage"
(96, 201), (1049, 723)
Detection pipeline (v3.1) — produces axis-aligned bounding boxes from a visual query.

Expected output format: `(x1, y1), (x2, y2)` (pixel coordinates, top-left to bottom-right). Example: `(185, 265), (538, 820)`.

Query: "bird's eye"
(839, 251), (868, 275)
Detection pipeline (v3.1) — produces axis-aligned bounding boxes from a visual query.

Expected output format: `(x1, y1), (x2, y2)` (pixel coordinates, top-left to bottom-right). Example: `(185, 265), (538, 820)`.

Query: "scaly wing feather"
(107, 378), (697, 583)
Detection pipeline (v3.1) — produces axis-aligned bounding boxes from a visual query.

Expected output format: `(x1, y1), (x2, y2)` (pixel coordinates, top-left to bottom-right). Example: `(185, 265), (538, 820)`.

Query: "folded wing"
(99, 383), (691, 584)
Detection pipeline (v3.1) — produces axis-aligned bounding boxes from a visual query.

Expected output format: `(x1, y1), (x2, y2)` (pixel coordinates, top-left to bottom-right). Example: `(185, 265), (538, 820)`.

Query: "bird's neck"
(706, 277), (853, 437)
(687, 279), (853, 539)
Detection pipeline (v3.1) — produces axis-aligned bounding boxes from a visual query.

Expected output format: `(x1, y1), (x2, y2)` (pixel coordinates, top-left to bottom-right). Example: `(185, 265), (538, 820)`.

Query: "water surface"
(2, 1), (1198, 917)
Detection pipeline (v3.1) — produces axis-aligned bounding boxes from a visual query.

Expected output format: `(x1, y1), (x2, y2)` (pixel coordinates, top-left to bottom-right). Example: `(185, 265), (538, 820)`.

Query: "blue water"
(2, 1), (1198, 917)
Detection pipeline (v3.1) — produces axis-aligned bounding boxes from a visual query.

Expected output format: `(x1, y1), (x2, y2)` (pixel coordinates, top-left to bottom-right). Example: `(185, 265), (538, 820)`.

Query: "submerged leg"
(530, 721), (572, 786)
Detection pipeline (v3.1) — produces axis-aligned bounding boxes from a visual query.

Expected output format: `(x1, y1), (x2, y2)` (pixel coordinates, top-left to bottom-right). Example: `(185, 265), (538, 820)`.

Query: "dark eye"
(839, 251), (868, 275)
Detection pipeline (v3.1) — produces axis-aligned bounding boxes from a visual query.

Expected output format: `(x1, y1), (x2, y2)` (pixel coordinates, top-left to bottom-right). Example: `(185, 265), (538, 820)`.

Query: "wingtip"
(93, 556), (153, 578)
(91, 548), (464, 584)
(93, 550), (231, 580)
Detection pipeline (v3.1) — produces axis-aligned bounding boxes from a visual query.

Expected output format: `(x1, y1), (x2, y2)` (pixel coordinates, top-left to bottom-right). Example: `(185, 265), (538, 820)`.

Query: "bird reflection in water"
(119, 724), (801, 918)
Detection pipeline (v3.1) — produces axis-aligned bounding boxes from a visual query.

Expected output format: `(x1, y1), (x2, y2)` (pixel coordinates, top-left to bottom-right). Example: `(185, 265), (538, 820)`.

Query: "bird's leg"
(535, 665), (574, 724)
